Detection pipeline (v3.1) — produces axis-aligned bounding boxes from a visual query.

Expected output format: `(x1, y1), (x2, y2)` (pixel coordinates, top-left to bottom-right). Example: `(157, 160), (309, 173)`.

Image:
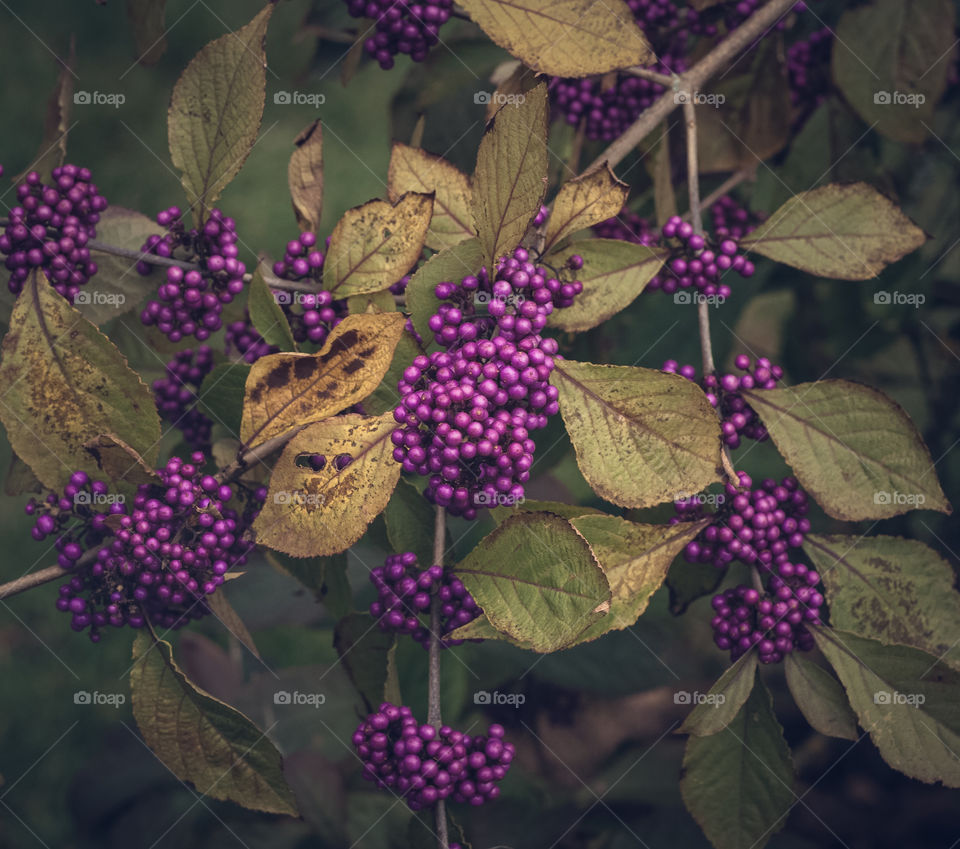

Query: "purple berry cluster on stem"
(392, 246), (583, 517)
(152, 346), (215, 450)
(345, 0), (453, 69)
(1, 164), (108, 301)
(369, 551), (481, 647)
(225, 311), (279, 364)
(353, 702), (514, 810)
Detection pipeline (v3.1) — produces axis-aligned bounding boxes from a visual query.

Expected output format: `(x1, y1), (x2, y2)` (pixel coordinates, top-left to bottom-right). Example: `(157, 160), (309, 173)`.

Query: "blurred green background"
(1, 1), (959, 848)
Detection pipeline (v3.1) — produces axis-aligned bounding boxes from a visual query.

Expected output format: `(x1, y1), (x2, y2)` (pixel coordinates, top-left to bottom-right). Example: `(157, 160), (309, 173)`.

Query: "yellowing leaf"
(0, 272), (160, 491)
(131, 632), (298, 816)
(325, 193), (434, 296)
(168, 5), (273, 221)
(542, 166), (628, 253)
(253, 413), (401, 557)
(740, 183), (927, 280)
(458, 0), (653, 76)
(472, 82), (548, 269)
(388, 143), (474, 251)
(551, 360), (722, 508)
(240, 313), (406, 448)
(288, 120), (324, 233)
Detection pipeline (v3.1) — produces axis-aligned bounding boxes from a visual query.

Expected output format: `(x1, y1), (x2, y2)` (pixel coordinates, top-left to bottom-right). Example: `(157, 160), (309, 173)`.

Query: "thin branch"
(587, 0), (798, 173)
(428, 505), (448, 849)
(625, 66), (675, 86)
(683, 165), (757, 222)
(0, 564), (70, 600)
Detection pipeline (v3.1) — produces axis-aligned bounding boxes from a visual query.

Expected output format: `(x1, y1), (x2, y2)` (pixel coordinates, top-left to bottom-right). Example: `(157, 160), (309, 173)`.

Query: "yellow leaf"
(288, 120), (324, 233)
(542, 165), (628, 253)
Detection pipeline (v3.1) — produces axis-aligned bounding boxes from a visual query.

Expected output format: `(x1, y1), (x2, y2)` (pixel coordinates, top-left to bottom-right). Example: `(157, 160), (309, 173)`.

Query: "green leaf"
(457, 0), (653, 76)
(568, 515), (709, 642)
(454, 511), (611, 653)
(384, 478), (436, 568)
(832, 0), (955, 144)
(544, 240), (668, 332)
(472, 82), (548, 270)
(266, 550), (352, 619)
(197, 362), (250, 437)
(666, 558), (724, 615)
(742, 380), (951, 520)
(405, 238), (484, 348)
(334, 613), (400, 713)
(247, 263), (296, 352)
(130, 631), (299, 816)
(551, 360), (722, 509)
(813, 627), (960, 787)
(253, 413), (402, 557)
(804, 533), (960, 669)
(739, 183), (926, 280)
(205, 589), (261, 660)
(0, 272), (160, 491)
(784, 654), (858, 741)
(325, 194), (435, 296)
(85, 206), (165, 325)
(542, 166), (629, 254)
(288, 120), (324, 233)
(168, 5), (273, 221)
(126, 0), (168, 65)
(389, 143), (475, 251)
(681, 679), (794, 849)
(679, 652), (759, 737)
(489, 499), (602, 524)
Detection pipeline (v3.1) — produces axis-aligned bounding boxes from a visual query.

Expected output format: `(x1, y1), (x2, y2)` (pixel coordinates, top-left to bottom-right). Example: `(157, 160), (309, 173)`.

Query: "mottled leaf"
(784, 654), (858, 741)
(288, 120), (324, 232)
(542, 166), (628, 254)
(83, 433), (160, 488)
(363, 328), (422, 416)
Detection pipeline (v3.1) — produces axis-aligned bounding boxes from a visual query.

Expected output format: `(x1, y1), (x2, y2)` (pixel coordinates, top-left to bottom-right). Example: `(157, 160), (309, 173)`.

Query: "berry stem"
(587, 0), (799, 173)
(428, 504), (448, 849)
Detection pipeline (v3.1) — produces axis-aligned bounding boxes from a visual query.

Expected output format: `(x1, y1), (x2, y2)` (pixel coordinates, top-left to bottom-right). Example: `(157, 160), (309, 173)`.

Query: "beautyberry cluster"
(225, 312), (279, 364)
(708, 194), (765, 242)
(353, 703), (514, 810)
(369, 552), (481, 647)
(152, 346), (215, 450)
(345, 0), (453, 70)
(663, 353), (781, 448)
(1, 165), (108, 300)
(26, 457), (265, 641)
(138, 207), (246, 343)
(392, 246), (582, 517)
(592, 207), (658, 246)
(787, 27), (833, 116)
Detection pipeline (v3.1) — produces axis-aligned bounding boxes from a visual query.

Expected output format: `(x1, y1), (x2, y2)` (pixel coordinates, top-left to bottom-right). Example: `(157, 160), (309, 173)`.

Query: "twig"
(428, 505), (448, 849)
(625, 66), (675, 86)
(587, 0), (798, 173)
(683, 166), (757, 222)
(0, 564), (70, 600)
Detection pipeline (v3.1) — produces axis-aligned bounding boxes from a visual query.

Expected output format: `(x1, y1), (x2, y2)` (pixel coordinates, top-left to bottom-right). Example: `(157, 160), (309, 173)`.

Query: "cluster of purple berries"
(663, 354), (780, 448)
(0, 164), (108, 301)
(137, 207), (246, 343)
(787, 27), (833, 115)
(345, 0), (453, 70)
(708, 194), (765, 242)
(225, 312), (279, 364)
(353, 703), (514, 810)
(369, 552), (482, 647)
(152, 346), (215, 450)
(271, 231), (348, 346)
(392, 246), (582, 517)
(592, 207), (658, 246)
(26, 457), (264, 641)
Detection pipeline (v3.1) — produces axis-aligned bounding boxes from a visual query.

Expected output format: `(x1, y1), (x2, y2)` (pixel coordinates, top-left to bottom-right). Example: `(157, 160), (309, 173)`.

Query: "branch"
(0, 564), (70, 600)
(683, 165), (757, 222)
(428, 504), (448, 849)
(587, 0), (798, 173)
(625, 66), (675, 86)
